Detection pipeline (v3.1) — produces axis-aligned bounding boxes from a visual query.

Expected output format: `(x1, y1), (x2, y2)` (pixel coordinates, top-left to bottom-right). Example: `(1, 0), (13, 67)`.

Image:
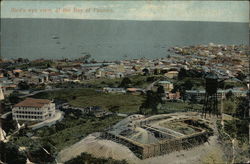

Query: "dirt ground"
(57, 130), (225, 164)
(57, 114), (225, 164)
(56, 133), (139, 163)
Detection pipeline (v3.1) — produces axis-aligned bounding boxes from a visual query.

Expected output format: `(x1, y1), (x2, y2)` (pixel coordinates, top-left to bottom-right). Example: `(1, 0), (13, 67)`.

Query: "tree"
(28, 143), (55, 163)
(154, 69), (159, 75)
(235, 71), (246, 81)
(0, 142), (27, 164)
(157, 86), (165, 94)
(72, 96), (77, 100)
(8, 92), (21, 104)
(14, 72), (20, 77)
(142, 68), (150, 76)
(141, 90), (162, 114)
(189, 94), (197, 104)
(183, 79), (193, 90)
(18, 81), (30, 90)
(119, 77), (132, 88)
(46, 63), (51, 68)
(65, 152), (128, 164)
(236, 94), (249, 119)
(108, 106), (120, 113)
(82, 54), (91, 63)
(225, 90), (234, 100)
(223, 100), (237, 115)
(178, 68), (187, 80)
(146, 76), (156, 82)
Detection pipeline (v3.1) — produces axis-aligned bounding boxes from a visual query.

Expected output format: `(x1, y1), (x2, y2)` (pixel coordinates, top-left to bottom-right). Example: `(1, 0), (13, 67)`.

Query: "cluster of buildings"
(102, 80), (181, 100)
(0, 56), (184, 97)
(1, 43), (248, 98)
(0, 43), (248, 123)
(169, 44), (249, 79)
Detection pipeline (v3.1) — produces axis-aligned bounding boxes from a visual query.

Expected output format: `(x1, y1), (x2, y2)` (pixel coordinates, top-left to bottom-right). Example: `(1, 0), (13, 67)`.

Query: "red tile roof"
(14, 98), (51, 108)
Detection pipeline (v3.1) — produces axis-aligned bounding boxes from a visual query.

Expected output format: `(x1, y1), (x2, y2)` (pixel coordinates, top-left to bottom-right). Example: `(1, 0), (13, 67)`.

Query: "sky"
(0, 1), (249, 22)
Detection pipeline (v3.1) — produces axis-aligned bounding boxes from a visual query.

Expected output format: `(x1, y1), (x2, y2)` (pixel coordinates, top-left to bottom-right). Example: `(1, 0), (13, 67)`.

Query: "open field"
(32, 88), (144, 113)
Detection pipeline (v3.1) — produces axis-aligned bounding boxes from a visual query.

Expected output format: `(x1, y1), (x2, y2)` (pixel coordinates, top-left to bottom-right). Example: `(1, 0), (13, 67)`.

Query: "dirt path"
(56, 133), (139, 163)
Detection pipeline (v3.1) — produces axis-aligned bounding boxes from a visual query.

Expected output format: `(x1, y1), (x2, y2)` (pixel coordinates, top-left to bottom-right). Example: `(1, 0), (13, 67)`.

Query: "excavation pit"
(102, 112), (212, 159)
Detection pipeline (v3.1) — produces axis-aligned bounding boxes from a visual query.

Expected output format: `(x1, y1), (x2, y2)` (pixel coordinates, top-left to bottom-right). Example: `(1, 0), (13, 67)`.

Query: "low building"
(158, 80), (174, 92)
(164, 71), (179, 79)
(126, 88), (144, 95)
(167, 92), (181, 100)
(103, 87), (126, 94)
(185, 89), (248, 102)
(12, 98), (56, 121)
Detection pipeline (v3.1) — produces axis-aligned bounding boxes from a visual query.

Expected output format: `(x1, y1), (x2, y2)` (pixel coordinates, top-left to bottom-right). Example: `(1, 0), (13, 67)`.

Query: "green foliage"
(2, 117), (16, 135)
(217, 119), (249, 163)
(223, 100), (237, 115)
(31, 115), (123, 151)
(172, 77), (204, 98)
(140, 90), (162, 114)
(119, 77), (132, 88)
(178, 68), (205, 80)
(65, 152), (128, 164)
(28, 143), (55, 163)
(9, 114), (123, 163)
(223, 81), (246, 89)
(0, 142), (27, 164)
(32, 88), (143, 114)
(225, 90), (234, 100)
(161, 101), (202, 113)
(108, 106), (120, 113)
(188, 94), (198, 104)
(157, 85), (165, 94)
(236, 96), (249, 119)
(142, 68), (150, 76)
(18, 81), (30, 90)
(223, 119), (249, 142)
(8, 92), (22, 104)
(235, 71), (247, 81)
(178, 68), (187, 80)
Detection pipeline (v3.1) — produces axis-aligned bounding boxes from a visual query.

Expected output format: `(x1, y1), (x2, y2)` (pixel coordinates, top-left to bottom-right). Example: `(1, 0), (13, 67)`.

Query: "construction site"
(101, 112), (213, 159)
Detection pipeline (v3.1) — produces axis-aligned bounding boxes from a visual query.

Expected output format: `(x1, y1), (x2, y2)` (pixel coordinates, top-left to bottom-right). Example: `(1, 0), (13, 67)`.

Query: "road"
(18, 88), (63, 98)
(146, 80), (159, 91)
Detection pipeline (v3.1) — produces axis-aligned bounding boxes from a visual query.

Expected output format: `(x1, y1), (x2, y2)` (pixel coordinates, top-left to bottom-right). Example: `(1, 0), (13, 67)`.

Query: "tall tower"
(202, 72), (220, 118)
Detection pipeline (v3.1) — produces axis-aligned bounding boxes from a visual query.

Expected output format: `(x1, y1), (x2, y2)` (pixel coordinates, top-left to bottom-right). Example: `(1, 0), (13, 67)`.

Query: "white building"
(12, 98), (56, 121)
(185, 89), (247, 101)
(158, 80), (174, 92)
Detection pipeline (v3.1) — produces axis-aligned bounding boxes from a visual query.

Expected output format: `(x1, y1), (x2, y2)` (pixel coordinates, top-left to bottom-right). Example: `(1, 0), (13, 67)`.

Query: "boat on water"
(52, 34), (59, 39)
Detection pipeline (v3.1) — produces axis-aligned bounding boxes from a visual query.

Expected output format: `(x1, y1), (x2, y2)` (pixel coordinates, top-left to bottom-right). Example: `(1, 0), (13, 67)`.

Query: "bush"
(0, 142), (27, 164)
(65, 152), (128, 164)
